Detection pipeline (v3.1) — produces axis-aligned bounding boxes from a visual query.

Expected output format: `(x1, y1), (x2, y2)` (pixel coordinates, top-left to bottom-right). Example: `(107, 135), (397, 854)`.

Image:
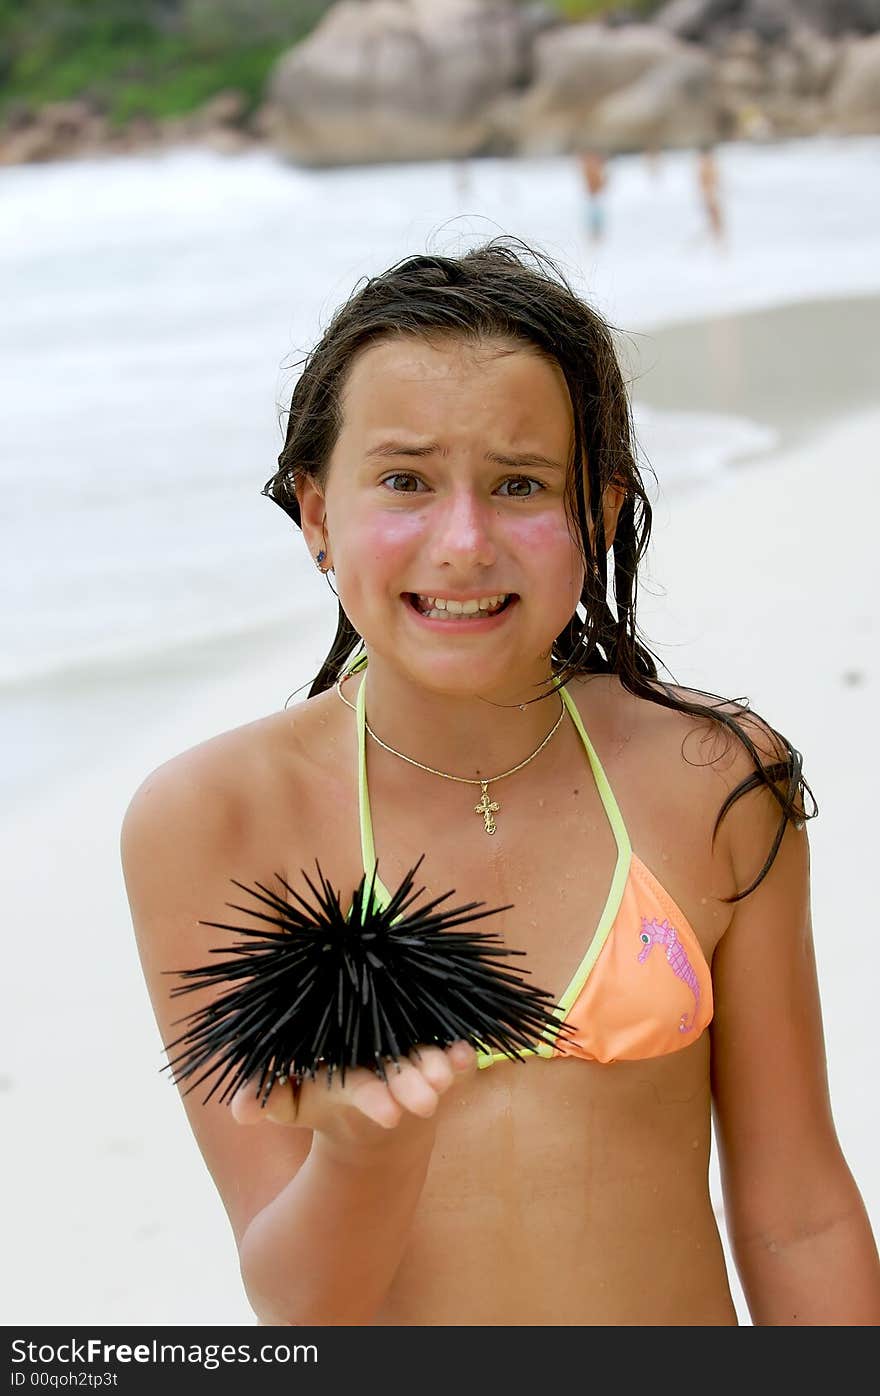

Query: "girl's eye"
(380, 473), (425, 493)
(379, 474), (545, 498)
(497, 476), (544, 499)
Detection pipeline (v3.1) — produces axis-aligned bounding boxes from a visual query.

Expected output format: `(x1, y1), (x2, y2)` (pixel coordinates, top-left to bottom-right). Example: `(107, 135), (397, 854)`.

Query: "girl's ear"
(295, 474), (328, 563)
(601, 477), (627, 551)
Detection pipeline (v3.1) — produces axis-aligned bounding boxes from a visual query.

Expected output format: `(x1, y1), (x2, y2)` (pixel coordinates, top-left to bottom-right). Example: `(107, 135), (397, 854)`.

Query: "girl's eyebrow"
(364, 440), (565, 473)
(487, 450), (566, 474)
(365, 441), (436, 459)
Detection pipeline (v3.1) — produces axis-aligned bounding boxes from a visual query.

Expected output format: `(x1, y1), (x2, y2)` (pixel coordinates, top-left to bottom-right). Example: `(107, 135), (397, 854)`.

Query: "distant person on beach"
(577, 147), (608, 242)
(697, 143), (725, 243)
(452, 157), (471, 200)
(122, 239), (880, 1326)
(644, 138), (663, 179)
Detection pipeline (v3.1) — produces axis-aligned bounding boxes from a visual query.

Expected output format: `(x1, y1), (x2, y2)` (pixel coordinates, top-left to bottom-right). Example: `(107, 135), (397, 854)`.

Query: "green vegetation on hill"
(0, 0), (332, 123)
(550, 1), (662, 15)
(0, 0), (666, 126)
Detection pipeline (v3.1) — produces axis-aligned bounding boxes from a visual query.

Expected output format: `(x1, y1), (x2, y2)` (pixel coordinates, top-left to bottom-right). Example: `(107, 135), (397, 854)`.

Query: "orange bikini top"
(343, 654), (713, 1069)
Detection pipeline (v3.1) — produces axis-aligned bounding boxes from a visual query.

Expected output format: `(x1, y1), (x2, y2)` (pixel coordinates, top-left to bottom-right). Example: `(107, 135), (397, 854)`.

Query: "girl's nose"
(427, 489), (497, 570)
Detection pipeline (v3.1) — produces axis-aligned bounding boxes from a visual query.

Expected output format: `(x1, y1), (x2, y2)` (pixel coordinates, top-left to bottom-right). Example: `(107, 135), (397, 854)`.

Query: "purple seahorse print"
(637, 917), (700, 1032)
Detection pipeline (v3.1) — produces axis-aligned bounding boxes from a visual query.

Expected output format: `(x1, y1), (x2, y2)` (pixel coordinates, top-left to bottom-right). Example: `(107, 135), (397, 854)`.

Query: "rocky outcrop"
(707, 24), (845, 136)
(827, 32), (880, 131)
(515, 23), (717, 153)
(262, 0), (880, 164)
(266, 0), (550, 164)
(583, 44), (718, 150)
(655, 0), (880, 43)
(0, 101), (111, 165)
(2, 0), (879, 166)
(0, 89), (259, 165)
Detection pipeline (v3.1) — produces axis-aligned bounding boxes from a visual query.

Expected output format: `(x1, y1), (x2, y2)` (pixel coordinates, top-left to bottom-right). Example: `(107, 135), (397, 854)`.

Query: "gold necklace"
(335, 670), (566, 835)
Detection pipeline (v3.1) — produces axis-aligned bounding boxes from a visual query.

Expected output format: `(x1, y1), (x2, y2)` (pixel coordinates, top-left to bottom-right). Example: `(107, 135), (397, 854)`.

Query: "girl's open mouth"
(404, 592), (518, 624)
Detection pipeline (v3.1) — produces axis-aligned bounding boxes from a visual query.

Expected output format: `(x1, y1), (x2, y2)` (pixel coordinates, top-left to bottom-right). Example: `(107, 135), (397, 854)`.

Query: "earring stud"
(316, 549), (326, 570)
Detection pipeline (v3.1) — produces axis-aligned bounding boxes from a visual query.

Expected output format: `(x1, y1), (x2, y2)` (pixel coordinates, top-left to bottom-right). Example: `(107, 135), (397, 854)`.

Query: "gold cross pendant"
(474, 781), (500, 835)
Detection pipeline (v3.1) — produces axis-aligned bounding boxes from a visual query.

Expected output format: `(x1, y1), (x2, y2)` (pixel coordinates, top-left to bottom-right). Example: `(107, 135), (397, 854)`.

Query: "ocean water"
(3, 135), (880, 696)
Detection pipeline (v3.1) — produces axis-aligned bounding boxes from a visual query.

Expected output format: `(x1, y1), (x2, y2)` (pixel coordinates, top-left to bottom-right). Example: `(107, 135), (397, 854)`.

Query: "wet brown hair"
(262, 237), (815, 901)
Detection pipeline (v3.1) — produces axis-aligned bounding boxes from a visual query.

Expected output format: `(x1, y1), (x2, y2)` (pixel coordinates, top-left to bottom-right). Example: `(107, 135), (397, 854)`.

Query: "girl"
(121, 240), (879, 1326)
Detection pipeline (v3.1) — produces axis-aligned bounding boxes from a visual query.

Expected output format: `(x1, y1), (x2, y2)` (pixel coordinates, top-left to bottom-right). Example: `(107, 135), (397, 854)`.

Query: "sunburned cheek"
(363, 516), (428, 563)
(508, 514), (582, 587)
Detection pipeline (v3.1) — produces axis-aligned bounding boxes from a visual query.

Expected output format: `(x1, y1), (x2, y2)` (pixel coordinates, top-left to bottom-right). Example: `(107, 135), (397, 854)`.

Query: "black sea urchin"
(161, 854), (569, 1106)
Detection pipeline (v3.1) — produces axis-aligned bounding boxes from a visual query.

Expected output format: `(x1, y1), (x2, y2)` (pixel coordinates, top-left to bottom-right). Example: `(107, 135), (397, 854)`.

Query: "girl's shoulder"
(130, 674), (794, 905)
(125, 684), (354, 869)
(207, 673), (787, 832)
(129, 684), (343, 806)
(563, 672), (797, 898)
(564, 670), (777, 790)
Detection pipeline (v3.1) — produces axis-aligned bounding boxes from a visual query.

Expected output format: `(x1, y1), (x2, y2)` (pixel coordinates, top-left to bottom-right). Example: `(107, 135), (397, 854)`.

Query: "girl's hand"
(230, 1040), (477, 1149)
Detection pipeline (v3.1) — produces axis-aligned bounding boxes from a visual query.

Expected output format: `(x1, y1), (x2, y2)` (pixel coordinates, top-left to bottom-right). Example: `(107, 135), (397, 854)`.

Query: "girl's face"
(300, 334), (601, 696)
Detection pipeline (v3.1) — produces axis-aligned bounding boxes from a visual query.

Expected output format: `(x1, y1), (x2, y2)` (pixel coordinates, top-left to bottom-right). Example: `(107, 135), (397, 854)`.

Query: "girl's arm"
(709, 721), (880, 1325)
(236, 1113), (438, 1326)
(230, 1046), (473, 1326)
(120, 742), (469, 1326)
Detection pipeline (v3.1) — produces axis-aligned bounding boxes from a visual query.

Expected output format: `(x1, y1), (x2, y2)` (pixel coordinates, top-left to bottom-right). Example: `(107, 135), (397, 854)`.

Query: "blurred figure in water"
(452, 158), (472, 200)
(696, 144), (725, 244)
(644, 136), (663, 180)
(577, 147), (608, 244)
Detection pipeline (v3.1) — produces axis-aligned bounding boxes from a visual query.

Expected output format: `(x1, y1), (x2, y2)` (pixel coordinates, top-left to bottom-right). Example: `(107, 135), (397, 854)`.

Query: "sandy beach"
(3, 137), (879, 1324)
(4, 316), (877, 1326)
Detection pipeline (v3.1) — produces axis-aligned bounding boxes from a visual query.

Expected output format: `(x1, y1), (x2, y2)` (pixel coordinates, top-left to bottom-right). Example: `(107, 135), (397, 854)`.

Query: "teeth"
(416, 593), (508, 615)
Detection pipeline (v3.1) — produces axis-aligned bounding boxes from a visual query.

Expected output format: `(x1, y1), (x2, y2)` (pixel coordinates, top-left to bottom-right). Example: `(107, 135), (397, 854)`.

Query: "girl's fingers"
(350, 1042), (476, 1124)
(383, 1057), (442, 1118)
(230, 1041), (478, 1130)
(347, 1072), (404, 1129)
(408, 1044), (456, 1094)
(230, 1074), (299, 1127)
(446, 1040), (478, 1074)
